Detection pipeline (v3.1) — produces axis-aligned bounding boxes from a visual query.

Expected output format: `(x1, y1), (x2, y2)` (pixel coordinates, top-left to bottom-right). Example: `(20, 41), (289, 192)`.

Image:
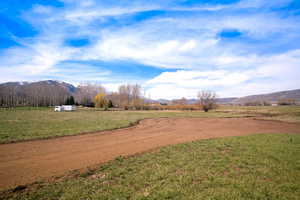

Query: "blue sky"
(0, 0), (300, 99)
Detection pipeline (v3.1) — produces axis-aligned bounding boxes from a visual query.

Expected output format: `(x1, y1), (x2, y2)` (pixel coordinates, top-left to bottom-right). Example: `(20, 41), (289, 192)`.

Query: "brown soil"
(1, 117), (300, 190)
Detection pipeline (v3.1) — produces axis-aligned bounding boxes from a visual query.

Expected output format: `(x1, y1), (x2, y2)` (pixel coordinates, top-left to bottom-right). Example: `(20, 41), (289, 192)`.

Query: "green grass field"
(1, 106), (299, 143)
(2, 134), (299, 200)
(219, 105), (300, 123)
(0, 107), (248, 143)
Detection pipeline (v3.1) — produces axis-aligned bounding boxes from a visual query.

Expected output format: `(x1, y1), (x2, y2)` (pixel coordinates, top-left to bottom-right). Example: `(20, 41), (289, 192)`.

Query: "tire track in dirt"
(0, 117), (300, 190)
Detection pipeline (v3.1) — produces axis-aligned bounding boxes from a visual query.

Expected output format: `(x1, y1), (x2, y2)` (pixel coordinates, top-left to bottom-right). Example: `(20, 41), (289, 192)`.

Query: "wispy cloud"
(0, 0), (299, 98)
(146, 49), (300, 99)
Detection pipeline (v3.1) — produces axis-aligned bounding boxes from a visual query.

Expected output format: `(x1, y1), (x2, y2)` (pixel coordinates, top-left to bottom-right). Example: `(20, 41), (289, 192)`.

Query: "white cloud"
(1, 0), (300, 99)
(147, 70), (250, 86)
(60, 2), (160, 25)
(102, 83), (122, 92)
(146, 84), (199, 100)
(179, 40), (197, 52)
(0, 39), (75, 75)
(236, 0), (293, 9)
(146, 49), (300, 99)
(32, 5), (53, 14)
(73, 8), (300, 71)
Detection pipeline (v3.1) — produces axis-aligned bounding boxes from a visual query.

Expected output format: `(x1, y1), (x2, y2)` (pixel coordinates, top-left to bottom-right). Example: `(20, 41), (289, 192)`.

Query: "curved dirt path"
(1, 117), (300, 190)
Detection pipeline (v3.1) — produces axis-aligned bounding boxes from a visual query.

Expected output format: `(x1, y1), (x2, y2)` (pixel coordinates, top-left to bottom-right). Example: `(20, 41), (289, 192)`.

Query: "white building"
(54, 105), (76, 112)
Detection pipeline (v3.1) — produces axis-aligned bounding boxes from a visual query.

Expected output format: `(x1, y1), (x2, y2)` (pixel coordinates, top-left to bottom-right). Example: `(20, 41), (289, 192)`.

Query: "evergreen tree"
(69, 96), (75, 105)
(107, 99), (113, 108)
(65, 96), (75, 105)
(65, 97), (70, 105)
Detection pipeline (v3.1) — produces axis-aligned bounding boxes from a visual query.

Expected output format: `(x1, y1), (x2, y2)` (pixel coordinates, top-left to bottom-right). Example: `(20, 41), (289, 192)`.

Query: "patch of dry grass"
(217, 105), (300, 123)
(0, 107), (246, 143)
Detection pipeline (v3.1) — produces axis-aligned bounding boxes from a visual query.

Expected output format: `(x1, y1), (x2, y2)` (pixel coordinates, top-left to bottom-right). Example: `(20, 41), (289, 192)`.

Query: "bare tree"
(106, 92), (120, 107)
(117, 84), (143, 109)
(131, 84), (143, 109)
(0, 81), (75, 108)
(0, 81), (146, 109)
(172, 97), (187, 105)
(118, 84), (131, 109)
(197, 90), (217, 112)
(0, 83), (24, 108)
(75, 83), (106, 107)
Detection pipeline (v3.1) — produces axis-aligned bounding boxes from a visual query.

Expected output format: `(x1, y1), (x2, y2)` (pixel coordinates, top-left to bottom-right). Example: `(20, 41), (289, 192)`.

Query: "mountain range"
(232, 89), (300, 104)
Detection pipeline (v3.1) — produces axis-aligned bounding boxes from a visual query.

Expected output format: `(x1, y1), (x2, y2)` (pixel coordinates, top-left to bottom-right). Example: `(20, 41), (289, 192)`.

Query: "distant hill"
(0, 80), (76, 107)
(33, 80), (77, 93)
(216, 97), (238, 104)
(155, 97), (238, 105)
(232, 89), (300, 104)
(0, 80), (76, 94)
(185, 98), (239, 104)
(154, 90), (300, 105)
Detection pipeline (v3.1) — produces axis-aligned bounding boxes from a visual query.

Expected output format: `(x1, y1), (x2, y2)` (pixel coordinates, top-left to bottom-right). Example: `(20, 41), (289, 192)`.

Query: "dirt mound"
(1, 118), (300, 190)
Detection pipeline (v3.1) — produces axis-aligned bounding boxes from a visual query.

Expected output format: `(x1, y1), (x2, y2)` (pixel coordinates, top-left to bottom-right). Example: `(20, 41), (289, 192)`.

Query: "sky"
(0, 0), (300, 99)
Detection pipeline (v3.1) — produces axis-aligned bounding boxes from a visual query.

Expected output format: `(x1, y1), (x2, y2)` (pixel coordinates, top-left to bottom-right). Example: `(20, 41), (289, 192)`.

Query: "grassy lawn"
(217, 105), (300, 123)
(2, 134), (299, 200)
(1, 106), (300, 143)
(0, 107), (248, 143)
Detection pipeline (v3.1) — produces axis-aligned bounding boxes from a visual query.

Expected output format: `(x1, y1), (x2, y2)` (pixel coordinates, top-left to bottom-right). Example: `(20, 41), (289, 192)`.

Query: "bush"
(197, 91), (217, 112)
(107, 100), (113, 108)
(278, 99), (296, 105)
(94, 93), (108, 108)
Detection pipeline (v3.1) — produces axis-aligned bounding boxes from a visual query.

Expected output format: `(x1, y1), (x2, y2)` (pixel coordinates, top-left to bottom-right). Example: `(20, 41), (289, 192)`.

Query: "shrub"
(278, 99), (296, 105)
(197, 90), (217, 112)
(93, 93), (108, 108)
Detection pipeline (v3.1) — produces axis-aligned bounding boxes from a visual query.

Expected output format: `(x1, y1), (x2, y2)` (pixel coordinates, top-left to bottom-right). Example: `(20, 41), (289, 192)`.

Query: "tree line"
(93, 84), (144, 110)
(0, 81), (218, 112)
(0, 82), (145, 109)
(0, 82), (70, 107)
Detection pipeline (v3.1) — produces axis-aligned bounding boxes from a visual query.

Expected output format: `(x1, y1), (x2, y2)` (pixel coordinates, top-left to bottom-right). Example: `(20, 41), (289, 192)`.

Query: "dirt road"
(1, 118), (300, 190)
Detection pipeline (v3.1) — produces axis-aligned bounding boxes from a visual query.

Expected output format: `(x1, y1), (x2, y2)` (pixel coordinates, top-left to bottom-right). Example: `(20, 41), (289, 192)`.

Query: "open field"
(1, 117), (300, 191)
(218, 105), (300, 123)
(1, 133), (300, 200)
(1, 0), (299, 199)
(0, 107), (248, 143)
(1, 106), (300, 143)
(1, 106), (300, 199)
